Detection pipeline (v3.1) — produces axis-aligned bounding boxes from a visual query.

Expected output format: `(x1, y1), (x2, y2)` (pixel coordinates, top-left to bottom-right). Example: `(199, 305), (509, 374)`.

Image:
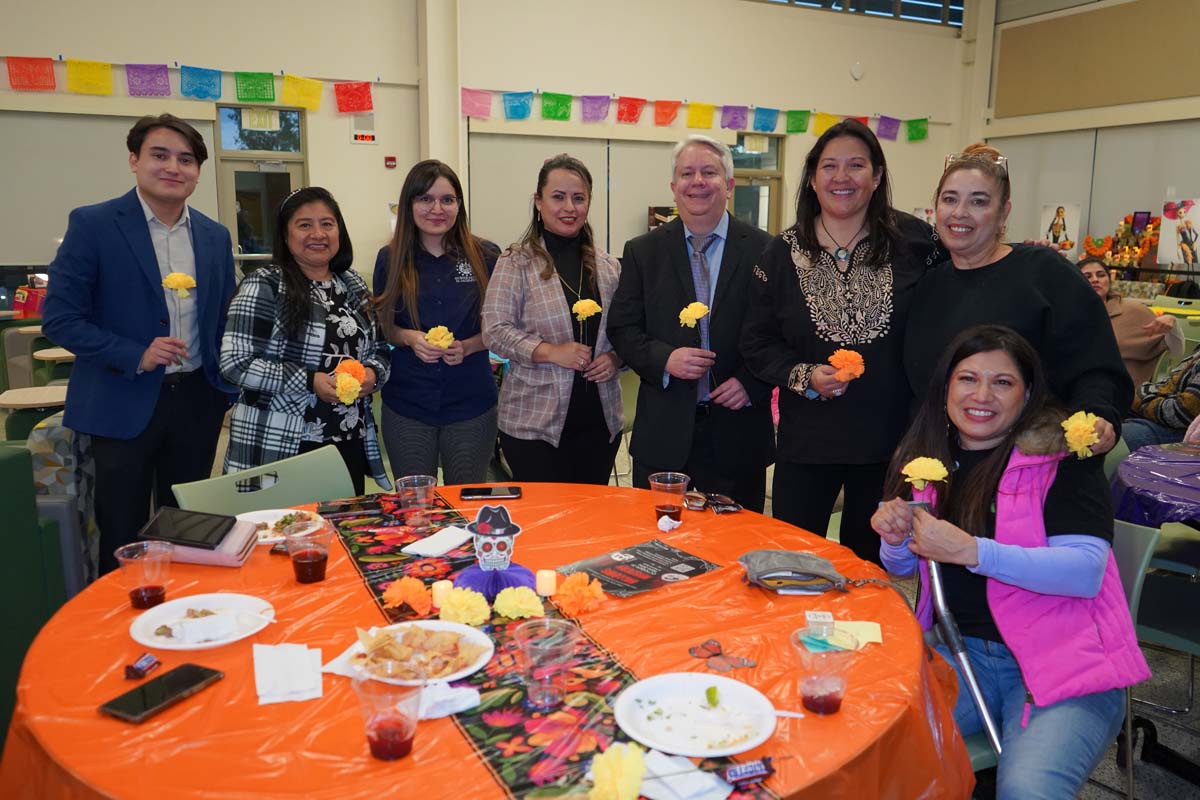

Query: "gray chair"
(172, 445), (354, 515)
(1134, 523), (1200, 714)
(610, 369), (639, 485)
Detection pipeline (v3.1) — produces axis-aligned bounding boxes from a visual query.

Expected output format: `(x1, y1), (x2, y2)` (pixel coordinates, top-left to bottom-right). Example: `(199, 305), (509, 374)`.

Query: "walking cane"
(927, 558), (1004, 757)
(912, 499), (1004, 757)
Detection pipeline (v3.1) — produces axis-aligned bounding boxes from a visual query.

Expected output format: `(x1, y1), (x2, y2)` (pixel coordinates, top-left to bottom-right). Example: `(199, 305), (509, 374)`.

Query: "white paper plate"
(236, 508), (323, 544)
(613, 672), (777, 758)
(130, 593), (276, 651)
(348, 620), (495, 686)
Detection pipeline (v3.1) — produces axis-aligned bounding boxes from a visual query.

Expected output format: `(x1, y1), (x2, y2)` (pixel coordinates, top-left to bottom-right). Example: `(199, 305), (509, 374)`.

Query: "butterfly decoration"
(1163, 200), (1196, 221)
(689, 639), (756, 672)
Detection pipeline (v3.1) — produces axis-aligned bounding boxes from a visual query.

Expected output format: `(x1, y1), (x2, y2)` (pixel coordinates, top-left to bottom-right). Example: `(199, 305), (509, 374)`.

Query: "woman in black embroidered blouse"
(742, 120), (940, 564)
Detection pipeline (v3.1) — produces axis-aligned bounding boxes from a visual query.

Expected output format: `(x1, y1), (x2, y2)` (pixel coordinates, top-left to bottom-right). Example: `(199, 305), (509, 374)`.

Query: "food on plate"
(352, 625), (488, 680)
(255, 510), (320, 540)
(153, 608), (238, 643)
(705, 686), (719, 708)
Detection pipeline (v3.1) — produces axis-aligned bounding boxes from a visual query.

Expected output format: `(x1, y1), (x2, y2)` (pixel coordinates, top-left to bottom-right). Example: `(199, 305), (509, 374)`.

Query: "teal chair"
(962, 519), (1159, 800)
(0, 445), (66, 751)
(1104, 437), (1130, 482)
(172, 445), (355, 515)
(1133, 521), (1200, 715)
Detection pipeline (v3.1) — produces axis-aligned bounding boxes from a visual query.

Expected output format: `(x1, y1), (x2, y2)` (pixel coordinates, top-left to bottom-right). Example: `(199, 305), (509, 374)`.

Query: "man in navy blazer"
(608, 135), (774, 511)
(43, 114), (235, 573)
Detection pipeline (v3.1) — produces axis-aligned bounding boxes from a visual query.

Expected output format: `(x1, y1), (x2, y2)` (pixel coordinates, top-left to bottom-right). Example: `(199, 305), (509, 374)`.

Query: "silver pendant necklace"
(820, 217), (866, 263)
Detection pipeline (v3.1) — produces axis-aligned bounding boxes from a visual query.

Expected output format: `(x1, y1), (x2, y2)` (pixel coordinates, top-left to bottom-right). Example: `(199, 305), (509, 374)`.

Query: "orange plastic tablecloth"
(0, 484), (973, 799)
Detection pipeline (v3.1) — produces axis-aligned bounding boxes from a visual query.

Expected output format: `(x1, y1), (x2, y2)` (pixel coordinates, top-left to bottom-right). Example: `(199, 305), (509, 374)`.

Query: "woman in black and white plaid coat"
(220, 187), (391, 494)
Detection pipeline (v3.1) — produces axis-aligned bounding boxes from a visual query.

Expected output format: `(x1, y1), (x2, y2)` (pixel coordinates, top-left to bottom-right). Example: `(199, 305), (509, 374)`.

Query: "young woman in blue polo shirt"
(372, 160), (500, 484)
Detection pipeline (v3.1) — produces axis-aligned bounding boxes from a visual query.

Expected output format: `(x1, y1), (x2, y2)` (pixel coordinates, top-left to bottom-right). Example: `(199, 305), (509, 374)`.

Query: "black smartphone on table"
(459, 486), (522, 501)
(99, 664), (223, 724)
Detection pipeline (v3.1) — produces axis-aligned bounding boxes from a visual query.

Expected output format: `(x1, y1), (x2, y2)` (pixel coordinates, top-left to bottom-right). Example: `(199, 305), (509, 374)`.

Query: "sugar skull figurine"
(468, 505), (521, 571)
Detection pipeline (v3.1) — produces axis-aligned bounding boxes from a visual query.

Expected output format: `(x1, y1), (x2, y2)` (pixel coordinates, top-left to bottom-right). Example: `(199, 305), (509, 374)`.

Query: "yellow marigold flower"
(425, 325), (455, 349)
(901, 457), (949, 491)
(679, 301), (709, 328)
(493, 586), (545, 619)
(1062, 411), (1100, 459)
(437, 587), (491, 626)
(589, 742), (646, 800)
(335, 372), (361, 405)
(162, 272), (197, 298)
(572, 298), (603, 322)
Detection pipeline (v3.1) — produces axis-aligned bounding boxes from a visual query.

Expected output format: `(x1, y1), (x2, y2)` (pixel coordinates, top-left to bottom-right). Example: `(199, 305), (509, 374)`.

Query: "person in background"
(905, 142), (1131, 456)
(373, 160), (500, 484)
(43, 114), (236, 574)
(221, 187), (390, 495)
(482, 154), (623, 483)
(742, 119), (941, 561)
(1123, 343), (1200, 450)
(1079, 255), (1180, 389)
(873, 325), (1146, 800)
(608, 135), (774, 511)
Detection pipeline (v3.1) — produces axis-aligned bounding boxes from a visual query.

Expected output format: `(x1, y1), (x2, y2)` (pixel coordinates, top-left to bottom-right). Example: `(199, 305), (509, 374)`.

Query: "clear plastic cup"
(789, 624), (858, 714)
(351, 662), (423, 760)
(648, 471), (690, 524)
(512, 618), (581, 710)
(114, 541), (173, 609)
(284, 524), (334, 584)
(397, 474), (437, 534)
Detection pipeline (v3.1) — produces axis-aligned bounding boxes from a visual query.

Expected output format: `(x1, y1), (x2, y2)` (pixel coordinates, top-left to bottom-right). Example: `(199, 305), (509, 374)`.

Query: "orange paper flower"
(828, 349), (865, 381)
(334, 359), (367, 382)
(381, 576), (433, 616)
(553, 572), (606, 617)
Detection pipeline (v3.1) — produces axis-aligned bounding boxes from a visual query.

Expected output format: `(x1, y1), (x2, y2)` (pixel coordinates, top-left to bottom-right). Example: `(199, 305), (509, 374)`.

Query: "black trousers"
(91, 371), (228, 574)
(299, 437), (368, 497)
(770, 460), (889, 565)
(632, 407), (767, 514)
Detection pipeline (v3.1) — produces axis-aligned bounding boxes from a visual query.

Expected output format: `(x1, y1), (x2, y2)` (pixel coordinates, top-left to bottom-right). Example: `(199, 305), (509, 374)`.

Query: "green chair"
(172, 445), (355, 515)
(1152, 295), (1198, 311)
(1134, 521), (1200, 715)
(962, 519), (1159, 800)
(1104, 437), (1130, 482)
(611, 370), (640, 485)
(0, 445), (66, 751)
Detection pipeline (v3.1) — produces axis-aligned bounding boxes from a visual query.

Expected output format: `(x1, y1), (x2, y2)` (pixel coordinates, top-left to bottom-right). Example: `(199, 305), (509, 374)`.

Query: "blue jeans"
(1122, 417), (1184, 452)
(935, 638), (1124, 800)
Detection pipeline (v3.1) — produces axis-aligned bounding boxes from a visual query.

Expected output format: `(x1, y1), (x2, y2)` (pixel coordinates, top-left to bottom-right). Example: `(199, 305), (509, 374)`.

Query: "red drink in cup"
(129, 585), (167, 609)
(367, 714), (416, 760)
(352, 662), (423, 761)
(648, 472), (690, 525)
(654, 504), (682, 522)
(790, 625), (857, 716)
(284, 523), (334, 584)
(290, 549), (328, 583)
(114, 541), (173, 611)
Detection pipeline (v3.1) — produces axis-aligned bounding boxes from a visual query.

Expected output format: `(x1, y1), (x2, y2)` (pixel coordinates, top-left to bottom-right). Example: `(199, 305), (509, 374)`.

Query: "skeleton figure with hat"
(454, 504), (536, 601)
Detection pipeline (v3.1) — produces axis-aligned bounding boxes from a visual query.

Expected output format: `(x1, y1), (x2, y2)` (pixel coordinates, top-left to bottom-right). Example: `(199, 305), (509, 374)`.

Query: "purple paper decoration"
(180, 65), (221, 100)
(125, 64), (170, 97)
(876, 115), (901, 141)
(752, 107), (779, 133)
(721, 105), (748, 130)
(581, 95), (611, 123)
(503, 91), (533, 120)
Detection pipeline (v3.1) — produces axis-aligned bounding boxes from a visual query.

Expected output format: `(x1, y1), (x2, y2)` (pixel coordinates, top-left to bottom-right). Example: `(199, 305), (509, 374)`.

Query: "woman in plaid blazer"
(220, 187), (391, 494)
(482, 155), (624, 483)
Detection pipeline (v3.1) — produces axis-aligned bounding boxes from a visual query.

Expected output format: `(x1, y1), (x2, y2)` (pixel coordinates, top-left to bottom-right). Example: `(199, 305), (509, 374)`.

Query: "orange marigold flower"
(334, 359), (367, 382)
(381, 576), (433, 615)
(553, 572), (606, 616)
(828, 349), (865, 381)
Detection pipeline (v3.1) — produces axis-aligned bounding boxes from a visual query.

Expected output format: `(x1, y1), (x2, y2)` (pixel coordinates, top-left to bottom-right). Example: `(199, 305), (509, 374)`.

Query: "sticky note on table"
(836, 621), (883, 648)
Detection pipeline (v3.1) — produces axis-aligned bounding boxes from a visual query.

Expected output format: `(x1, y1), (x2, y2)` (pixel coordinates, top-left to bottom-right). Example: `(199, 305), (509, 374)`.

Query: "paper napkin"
(401, 525), (472, 557)
(253, 644), (323, 705)
(836, 621), (883, 648)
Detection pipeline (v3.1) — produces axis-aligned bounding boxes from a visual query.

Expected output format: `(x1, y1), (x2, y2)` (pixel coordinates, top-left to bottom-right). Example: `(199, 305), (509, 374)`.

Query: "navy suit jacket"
(43, 189), (236, 439)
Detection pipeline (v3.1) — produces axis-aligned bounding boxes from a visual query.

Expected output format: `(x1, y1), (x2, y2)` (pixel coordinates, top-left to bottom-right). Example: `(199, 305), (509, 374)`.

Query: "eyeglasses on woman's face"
(413, 194), (460, 211)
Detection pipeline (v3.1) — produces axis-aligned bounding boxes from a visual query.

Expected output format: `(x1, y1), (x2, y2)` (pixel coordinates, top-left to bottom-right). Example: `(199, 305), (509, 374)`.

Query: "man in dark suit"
(608, 135), (774, 511)
(44, 114), (235, 572)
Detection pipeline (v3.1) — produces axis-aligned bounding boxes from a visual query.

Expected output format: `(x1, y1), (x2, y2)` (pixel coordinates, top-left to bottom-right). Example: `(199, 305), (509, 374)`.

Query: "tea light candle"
(536, 569), (557, 596)
(431, 580), (454, 608)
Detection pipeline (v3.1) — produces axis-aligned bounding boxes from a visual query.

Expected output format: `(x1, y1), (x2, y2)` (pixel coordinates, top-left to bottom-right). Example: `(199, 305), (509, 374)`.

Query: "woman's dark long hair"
(883, 325), (1053, 535)
(793, 119), (900, 271)
(372, 160), (488, 332)
(511, 153), (598, 291)
(273, 187), (354, 337)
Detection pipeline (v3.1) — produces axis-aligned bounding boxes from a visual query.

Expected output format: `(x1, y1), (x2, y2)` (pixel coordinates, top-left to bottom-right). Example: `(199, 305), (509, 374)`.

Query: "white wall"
(0, 0), (420, 272)
(459, 0), (967, 227)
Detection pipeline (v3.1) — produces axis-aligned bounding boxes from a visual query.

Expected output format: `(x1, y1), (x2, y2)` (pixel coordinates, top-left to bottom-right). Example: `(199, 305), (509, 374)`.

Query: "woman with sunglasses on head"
(372, 160), (500, 485)
(482, 153), (623, 484)
(904, 143), (1131, 456)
